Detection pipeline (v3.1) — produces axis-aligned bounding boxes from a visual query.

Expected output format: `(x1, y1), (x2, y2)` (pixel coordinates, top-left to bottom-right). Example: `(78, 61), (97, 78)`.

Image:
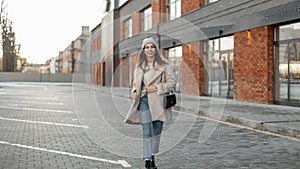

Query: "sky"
(3, 0), (106, 64)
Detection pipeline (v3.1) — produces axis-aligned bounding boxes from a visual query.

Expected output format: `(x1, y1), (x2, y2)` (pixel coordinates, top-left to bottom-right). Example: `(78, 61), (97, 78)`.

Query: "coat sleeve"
(157, 63), (176, 95)
(131, 66), (139, 95)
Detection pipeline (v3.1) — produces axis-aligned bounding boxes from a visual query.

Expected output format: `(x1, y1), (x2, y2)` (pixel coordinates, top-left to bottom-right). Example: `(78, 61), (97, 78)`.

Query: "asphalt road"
(0, 83), (299, 169)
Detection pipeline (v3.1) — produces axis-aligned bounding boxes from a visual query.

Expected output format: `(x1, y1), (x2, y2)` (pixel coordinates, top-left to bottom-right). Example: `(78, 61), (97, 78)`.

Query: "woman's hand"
(132, 91), (138, 100)
(146, 86), (158, 93)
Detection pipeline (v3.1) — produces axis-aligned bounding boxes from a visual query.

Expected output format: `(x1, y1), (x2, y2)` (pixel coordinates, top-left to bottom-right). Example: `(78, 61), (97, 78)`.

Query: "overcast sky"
(3, 0), (106, 64)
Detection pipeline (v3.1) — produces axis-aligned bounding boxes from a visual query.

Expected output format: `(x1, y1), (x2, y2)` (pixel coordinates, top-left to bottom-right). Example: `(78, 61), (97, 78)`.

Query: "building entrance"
(274, 23), (300, 106)
(220, 51), (234, 97)
(206, 36), (234, 98)
(275, 41), (300, 105)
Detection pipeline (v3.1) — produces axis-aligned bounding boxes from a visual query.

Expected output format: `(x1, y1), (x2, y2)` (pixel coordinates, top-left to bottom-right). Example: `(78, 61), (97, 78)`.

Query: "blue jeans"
(139, 94), (163, 160)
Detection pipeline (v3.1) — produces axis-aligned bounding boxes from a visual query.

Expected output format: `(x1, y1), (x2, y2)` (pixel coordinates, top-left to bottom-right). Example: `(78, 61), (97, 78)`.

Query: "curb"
(195, 108), (300, 140)
(87, 86), (300, 140)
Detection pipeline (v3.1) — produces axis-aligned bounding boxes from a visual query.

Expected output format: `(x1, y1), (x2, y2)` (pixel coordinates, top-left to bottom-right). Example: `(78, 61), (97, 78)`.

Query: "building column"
(182, 41), (205, 96)
(234, 26), (274, 104)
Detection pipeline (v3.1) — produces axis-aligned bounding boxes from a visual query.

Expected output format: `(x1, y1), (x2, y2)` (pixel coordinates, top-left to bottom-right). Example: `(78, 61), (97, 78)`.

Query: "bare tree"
(1, 0), (21, 72)
(0, 0), (6, 19)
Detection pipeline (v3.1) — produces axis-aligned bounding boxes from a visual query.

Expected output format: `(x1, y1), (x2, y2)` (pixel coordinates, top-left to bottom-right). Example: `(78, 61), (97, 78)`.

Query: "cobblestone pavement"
(0, 83), (299, 169)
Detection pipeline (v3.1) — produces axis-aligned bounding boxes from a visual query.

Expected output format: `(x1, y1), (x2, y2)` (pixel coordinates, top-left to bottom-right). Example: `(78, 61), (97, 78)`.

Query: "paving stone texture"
(0, 83), (299, 169)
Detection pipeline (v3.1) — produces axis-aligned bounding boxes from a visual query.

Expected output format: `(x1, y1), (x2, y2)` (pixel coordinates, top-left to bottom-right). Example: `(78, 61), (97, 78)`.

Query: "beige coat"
(124, 59), (176, 124)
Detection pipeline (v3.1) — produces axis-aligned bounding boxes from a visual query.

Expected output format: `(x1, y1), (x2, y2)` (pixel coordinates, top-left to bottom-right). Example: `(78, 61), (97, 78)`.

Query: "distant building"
(59, 0), (300, 107)
(22, 63), (48, 73)
(56, 26), (91, 74)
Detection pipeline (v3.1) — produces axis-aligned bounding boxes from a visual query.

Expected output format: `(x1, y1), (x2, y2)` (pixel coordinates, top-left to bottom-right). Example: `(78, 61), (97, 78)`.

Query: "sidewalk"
(86, 85), (300, 140)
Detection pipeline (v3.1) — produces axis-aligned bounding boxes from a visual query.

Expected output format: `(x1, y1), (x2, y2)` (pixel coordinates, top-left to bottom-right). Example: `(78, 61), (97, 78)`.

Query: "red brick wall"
(92, 64), (95, 84)
(92, 64), (101, 85)
(132, 12), (141, 35)
(182, 0), (204, 15)
(119, 58), (125, 87)
(97, 64), (101, 85)
(119, 21), (124, 41)
(152, 0), (167, 26)
(182, 41), (205, 95)
(178, 0), (205, 95)
(234, 26), (274, 104)
(98, 36), (101, 51)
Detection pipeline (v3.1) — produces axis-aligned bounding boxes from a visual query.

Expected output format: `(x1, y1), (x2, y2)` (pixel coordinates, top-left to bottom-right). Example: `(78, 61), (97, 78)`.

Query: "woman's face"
(144, 43), (156, 58)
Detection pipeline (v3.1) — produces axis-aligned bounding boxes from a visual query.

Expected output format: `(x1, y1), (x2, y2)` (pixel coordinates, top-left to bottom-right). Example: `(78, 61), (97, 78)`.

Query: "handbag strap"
(160, 70), (174, 94)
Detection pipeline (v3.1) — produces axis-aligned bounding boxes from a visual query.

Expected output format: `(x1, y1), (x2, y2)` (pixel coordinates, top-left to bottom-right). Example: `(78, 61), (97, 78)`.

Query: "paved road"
(0, 83), (299, 169)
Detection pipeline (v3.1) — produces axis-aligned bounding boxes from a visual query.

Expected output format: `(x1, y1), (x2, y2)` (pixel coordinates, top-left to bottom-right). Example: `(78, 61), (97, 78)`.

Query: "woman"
(124, 37), (176, 169)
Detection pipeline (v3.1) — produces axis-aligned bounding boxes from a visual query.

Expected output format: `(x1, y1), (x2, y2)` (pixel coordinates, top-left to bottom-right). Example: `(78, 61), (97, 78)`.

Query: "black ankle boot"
(151, 155), (157, 169)
(145, 160), (151, 169)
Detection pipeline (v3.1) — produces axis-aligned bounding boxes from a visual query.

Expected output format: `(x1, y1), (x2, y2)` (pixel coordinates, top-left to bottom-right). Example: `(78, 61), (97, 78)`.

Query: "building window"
(166, 0), (181, 21)
(142, 6), (152, 32)
(124, 18), (132, 39)
(168, 46), (182, 92)
(118, 0), (128, 7)
(205, 36), (234, 98)
(274, 22), (300, 105)
(98, 36), (101, 50)
(205, 0), (219, 4)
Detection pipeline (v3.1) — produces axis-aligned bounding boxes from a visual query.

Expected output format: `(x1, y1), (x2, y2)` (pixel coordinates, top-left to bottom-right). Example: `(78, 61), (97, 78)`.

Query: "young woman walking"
(124, 37), (176, 169)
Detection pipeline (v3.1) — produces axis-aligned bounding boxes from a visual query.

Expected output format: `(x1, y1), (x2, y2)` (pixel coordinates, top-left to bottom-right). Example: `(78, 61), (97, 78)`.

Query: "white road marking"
(0, 95), (58, 100)
(0, 117), (89, 128)
(0, 99), (64, 105)
(0, 106), (72, 113)
(0, 140), (131, 167)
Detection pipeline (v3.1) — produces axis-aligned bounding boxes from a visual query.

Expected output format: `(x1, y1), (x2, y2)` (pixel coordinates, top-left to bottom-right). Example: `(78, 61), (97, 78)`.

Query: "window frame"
(123, 17), (132, 39)
(205, 0), (219, 5)
(166, 0), (181, 21)
(141, 6), (152, 32)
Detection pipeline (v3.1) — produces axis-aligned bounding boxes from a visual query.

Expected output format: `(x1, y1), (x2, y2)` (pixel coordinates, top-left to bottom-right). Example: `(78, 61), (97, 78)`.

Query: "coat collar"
(136, 58), (169, 87)
(143, 63), (165, 86)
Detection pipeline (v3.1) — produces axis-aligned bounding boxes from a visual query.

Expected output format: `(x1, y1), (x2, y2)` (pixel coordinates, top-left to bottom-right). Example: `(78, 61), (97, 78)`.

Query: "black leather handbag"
(161, 72), (176, 109)
(163, 91), (176, 109)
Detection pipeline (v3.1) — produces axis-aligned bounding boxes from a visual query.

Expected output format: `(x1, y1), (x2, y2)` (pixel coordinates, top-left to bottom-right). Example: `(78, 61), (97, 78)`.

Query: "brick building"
(56, 26), (90, 74)
(89, 0), (300, 106)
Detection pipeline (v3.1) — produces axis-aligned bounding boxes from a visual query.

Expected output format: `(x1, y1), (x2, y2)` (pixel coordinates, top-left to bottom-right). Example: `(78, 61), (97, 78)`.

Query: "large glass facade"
(205, 36), (234, 98)
(168, 46), (182, 92)
(275, 22), (300, 105)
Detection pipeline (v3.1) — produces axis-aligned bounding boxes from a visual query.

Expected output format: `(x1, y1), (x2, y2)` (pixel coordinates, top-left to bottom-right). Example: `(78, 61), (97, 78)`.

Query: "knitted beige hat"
(141, 37), (159, 50)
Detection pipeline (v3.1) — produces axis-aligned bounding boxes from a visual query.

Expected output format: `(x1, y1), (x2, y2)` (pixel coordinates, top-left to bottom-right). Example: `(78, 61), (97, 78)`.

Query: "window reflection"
(166, 0), (181, 21)
(124, 18), (132, 39)
(275, 22), (300, 104)
(205, 36), (234, 97)
(279, 23), (300, 41)
(168, 46), (182, 92)
(205, 0), (219, 4)
(142, 7), (152, 31)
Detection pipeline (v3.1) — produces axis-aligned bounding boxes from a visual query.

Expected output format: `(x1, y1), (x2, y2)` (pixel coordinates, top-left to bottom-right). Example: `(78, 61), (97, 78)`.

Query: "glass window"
(168, 46), (182, 92)
(142, 7), (152, 32)
(275, 22), (300, 105)
(118, 0), (128, 7)
(124, 18), (132, 39)
(205, 0), (219, 4)
(166, 0), (181, 21)
(279, 23), (300, 41)
(205, 36), (234, 97)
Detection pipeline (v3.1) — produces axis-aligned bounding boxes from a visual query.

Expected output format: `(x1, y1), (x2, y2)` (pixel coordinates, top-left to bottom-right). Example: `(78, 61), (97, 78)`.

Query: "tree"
(1, 0), (21, 72)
